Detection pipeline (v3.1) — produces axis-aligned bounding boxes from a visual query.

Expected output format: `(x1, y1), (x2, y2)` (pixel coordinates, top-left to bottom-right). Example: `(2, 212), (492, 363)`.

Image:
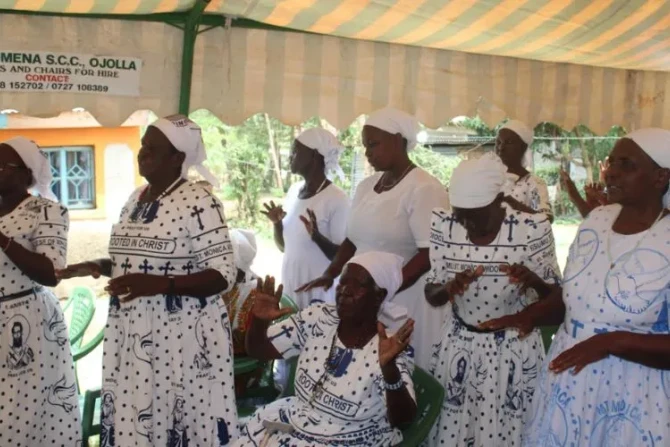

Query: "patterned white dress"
(0, 196), (81, 447)
(426, 208), (561, 447)
(102, 182), (238, 447)
(522, 205), (670, 446)
(236, 303), (415, 447)
(504, 173), (553, 219)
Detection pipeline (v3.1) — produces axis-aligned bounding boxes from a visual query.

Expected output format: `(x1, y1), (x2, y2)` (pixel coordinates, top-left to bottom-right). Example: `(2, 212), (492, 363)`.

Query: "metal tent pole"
(178, 0), (211, 115)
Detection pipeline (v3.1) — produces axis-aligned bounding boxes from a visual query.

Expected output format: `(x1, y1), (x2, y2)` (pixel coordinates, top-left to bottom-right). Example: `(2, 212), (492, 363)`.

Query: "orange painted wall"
(0, 127), (142, 220)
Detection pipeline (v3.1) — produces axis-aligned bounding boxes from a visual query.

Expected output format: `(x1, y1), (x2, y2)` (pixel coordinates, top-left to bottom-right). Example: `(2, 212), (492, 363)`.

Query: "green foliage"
(410, 146), (460, 186)
(534, 166), (560, 186)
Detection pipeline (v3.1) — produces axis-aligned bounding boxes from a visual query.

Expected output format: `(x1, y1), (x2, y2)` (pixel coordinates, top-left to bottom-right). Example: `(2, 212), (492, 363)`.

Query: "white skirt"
(0, 289), (81, 447)
(101, 294), (238, 447)
(426, 310), (544, 447)
(522, 326), (670, 447)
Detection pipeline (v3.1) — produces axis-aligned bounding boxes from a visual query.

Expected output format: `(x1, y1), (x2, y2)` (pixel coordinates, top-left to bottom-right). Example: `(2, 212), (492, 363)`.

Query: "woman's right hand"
(295, 273), (335, 293)
(478, 310), (536, 337)
(56, 262), (102, 280)
(251, 276), (293, 322)
(261, 201), (286, 225)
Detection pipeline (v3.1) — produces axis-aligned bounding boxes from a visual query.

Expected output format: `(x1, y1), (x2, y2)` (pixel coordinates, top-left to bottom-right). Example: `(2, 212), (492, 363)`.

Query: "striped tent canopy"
(1, 1), (669, 132)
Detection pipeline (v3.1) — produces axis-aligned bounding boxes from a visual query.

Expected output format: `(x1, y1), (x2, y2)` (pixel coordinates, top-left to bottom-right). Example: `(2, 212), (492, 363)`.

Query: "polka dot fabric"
(102, 182), (238, 446)
(0, 196), (81, 446)
(522, 205), (670, 446)
(503, 174), (553, 220)
(425, 208), (560, 446)
(236, 303), (415, 446)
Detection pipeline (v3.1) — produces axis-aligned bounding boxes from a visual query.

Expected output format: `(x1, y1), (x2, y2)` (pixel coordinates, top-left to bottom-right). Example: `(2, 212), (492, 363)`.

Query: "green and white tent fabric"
(1, 1), (669, 131)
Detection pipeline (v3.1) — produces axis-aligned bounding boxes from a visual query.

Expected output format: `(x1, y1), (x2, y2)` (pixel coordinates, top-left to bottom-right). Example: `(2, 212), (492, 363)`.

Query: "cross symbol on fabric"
(474, 282), (482, 294)
(159, 261), (176, 276)
(182, 261), (194, 275)
(443, 214), (458, 238)
(121, 258), (133, 274)
(139, 259), (154, 274)
(191, 205), (206, 231)
(268, 325), (294, 341)
(503, 215), (520, 242)
(210, 198), (225, 224)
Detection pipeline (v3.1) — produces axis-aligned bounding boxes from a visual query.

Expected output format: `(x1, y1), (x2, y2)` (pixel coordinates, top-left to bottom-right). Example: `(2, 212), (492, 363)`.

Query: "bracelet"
(1, 237), (12, 252)
(383, 378), (405, 391)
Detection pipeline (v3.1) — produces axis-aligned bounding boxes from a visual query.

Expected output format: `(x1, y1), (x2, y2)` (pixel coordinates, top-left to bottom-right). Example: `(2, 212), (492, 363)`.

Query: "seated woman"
(239, 251), (417, 447)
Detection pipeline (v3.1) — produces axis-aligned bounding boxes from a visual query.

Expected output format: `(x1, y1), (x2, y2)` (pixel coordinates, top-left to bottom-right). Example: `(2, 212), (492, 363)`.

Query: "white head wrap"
(365, 108), (420, 151)
(449, 152), (508, 209)
(347, 251), (404, 302)
(501, 120), (534, 146)
(2, 137), (58, 202)
(626, 128), (670, 207)
(296, 128), (345, 181)
(230, 229), (257, 273)
(150, 115), (219, 189)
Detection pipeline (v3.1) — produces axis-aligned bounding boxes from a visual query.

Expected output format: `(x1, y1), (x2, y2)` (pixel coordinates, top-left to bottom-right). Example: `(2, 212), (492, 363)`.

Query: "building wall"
(0, 126), (142, 220)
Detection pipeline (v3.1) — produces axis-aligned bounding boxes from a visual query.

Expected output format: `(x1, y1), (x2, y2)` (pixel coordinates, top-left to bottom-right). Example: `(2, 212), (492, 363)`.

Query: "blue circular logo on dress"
(563, 229), (599, 283)
(589, 413), (649, 447)
(605, 248), (670, 314)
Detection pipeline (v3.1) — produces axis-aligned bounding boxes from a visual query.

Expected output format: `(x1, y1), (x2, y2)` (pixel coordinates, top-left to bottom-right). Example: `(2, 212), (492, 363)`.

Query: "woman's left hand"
(106, 274), (169, 302)
(500, 263), (542, 293)
(549, 332), (614, 375)
(378, 319), (414, 368)
(299, 208), (320, 238)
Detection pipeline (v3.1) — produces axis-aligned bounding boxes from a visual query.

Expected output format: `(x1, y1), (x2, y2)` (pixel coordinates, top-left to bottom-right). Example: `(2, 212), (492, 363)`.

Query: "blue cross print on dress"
(503, 214), (520, 242)
(190, 205), (206, 231)
(120, 257), (133, 274)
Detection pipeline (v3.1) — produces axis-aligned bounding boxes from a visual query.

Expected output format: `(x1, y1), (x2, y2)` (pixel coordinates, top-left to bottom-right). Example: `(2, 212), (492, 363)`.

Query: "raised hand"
(295, 273), (335, 293)
(261, 201), (286, 225)
(56, 262), (102, 280)
(299, 208), (319, 238)
(500, 263), (541, 294)
(251, 276), (292, 322)
(598, 157), (609, 183)
(445, 266), (485, 298)
(378, 319), (414, 368)
(559, 169), (578, 195)
(584, 183), (607, 207)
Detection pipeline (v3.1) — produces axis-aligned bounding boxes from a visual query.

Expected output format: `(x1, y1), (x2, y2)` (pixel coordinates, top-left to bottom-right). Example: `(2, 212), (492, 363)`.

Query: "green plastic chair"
(66, 286), (96, 349)
(73, 328), (105, 447)
(396, 367), (445, 447)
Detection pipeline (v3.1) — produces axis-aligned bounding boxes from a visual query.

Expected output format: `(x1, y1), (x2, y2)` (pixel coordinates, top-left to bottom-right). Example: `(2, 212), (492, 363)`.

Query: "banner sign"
(0, 51), (141, 96)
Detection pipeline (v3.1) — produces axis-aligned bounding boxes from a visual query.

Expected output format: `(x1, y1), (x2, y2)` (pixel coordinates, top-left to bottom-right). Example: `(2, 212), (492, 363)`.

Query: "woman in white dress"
(57, 116), (239, 447)
(239, 251), (416, 447)
(484, 129), (670, 446)
(497, 120), (554, 222)
(299, 108), (450, 369)
(0, 137), (80, 447)
(262, 128), (350, 309)
(425, 153), (561, 446)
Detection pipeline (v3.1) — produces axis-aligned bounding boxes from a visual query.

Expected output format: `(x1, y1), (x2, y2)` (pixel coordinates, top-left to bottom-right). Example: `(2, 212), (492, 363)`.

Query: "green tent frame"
(0, 0), (302, 117)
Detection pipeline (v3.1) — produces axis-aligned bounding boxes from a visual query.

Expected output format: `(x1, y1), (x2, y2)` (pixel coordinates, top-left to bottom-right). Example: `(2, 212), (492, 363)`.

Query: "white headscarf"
(150, 115), (219, 189)
(2, 137), (58, 202)
(626, 128), (670, 207)
(365, 108), (420, 151)
(449, 152), (508, 209)
(347, 251), (404, 301)
(501, 120), (534, 146)
(296, 128), (345, 181)
(230, 229), (257, 274)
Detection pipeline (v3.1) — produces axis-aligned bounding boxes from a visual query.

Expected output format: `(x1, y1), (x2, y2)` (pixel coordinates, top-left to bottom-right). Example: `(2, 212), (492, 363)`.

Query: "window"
(45, 146), (96, 209)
